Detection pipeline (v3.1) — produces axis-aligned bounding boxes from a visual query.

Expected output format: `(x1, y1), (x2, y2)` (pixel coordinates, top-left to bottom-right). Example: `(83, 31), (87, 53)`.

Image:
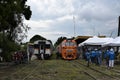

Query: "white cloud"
(79, 1), (115, 21)
(26, 0), (75, 20)
(23, 15), (74, 43)
(24, 19), (54, 29)
(56, 15), (74, 21)
(24, 0), (120, 43)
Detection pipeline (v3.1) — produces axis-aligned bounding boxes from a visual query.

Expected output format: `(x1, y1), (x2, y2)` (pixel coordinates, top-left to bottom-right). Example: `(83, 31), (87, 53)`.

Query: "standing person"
(95, 48), (99, 65)
(56, 47), (60, 59)
(109, 48), (115, 69)
(13, 52), (17, 64)
(23, 51), (28, 63)
(98, 49), (102, 65)
(13, 51), (19, 64)
(85, 50), (91, 67)
(104, 49), (110, 68)
(91, 49), (96, 63)
(40, 50), (44, 60)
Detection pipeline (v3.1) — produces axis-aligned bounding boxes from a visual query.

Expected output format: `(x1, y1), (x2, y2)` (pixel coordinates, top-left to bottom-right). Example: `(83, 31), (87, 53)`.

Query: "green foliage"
(20, 42), (28, 51)
(0, 33), (2, 48)
(30, 35), (46, 43)
(0, 0), (32, 41)
(23, 6), (32, 20)
(3, 41), (20, 61)
(0, 33), (20, 61)
(0, 0), (32, 61)
(54, 36), (67, 47)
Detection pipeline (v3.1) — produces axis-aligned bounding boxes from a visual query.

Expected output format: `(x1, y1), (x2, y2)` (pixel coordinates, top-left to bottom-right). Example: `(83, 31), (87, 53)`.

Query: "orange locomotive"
(58, 39), (77, 60)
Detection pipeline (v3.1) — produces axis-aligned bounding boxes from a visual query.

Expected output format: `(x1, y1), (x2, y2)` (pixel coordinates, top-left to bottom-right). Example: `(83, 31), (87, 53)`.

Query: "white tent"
(79, 36), (113, 46)
(102, 36), (120, 47)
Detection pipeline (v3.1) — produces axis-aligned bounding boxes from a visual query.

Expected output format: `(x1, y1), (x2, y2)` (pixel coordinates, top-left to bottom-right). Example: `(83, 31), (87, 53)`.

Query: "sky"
(23, 0), (120, 44)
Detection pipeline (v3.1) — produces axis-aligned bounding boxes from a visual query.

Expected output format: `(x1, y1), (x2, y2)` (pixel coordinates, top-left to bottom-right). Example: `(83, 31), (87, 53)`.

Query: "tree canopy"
(0, 0), (32, 42)
(0, 0), (32, 61)
(54, 36), (67, 47)
(30, 35), (46, 43)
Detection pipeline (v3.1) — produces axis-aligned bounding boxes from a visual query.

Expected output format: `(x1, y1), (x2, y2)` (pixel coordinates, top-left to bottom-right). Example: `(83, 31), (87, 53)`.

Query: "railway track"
(0, 62), (29, 78)
(1, 60), (44, 80)
(99, 66), (120, 78)
(22, 60), (44, 80)
(0, 60), (120, 80)
(84, 62), (120, 79)
(67, 60), (119, 80)
(66, 60), (97, 80)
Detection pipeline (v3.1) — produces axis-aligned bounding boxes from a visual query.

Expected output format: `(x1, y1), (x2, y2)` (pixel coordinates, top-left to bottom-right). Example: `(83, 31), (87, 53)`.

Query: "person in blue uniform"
(104, 49), (110, 68)
(85, 49), (91, 67)
(91, 49), (97, 64)
(108, 48), (115, 69)
(98, 49), (102, 65)
(95, 49), (99, 65)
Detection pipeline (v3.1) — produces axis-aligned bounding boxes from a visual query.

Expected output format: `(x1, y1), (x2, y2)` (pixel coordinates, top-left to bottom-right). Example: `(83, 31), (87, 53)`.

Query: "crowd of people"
(12, 51), (28, 64)
(12, 48), (115, 68)
(85, 48), (115, 69)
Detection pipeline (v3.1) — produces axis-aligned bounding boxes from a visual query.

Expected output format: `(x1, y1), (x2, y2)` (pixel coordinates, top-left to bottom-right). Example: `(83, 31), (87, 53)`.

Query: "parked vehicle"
(57, 38), (77, 60)
(27, 40), (53, 60)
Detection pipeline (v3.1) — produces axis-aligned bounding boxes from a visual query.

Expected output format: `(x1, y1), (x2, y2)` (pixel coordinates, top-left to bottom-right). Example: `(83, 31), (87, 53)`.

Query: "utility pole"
(118, 16), (120, 36)
(73, 16), (76, 37)
(117, 16), (120, 55)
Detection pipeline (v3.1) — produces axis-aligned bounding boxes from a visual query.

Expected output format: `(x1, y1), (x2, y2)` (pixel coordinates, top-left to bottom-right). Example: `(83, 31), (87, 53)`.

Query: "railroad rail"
(68, 60), (120, 80)
(2, 60), (44, 80)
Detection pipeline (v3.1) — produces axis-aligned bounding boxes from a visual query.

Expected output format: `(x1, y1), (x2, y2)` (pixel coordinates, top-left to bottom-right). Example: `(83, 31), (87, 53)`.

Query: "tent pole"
(117, 16), (120, 55)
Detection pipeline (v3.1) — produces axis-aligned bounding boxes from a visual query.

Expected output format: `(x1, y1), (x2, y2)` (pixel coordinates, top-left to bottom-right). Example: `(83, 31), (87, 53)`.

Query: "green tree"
(54, 36), (66, 47)
(0, 33), (20, 61)
(30, 35), (46, 43)
(0, 0), (32, 61)
(0, 0), (32, 42)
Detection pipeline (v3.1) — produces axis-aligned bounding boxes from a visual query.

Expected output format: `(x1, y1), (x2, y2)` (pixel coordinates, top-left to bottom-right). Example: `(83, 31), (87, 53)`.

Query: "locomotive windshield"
(34, 44), (39, 48)
(65, 41), (76, 46)
(46, 44), (50, 48)
(70, 42), (76, 46)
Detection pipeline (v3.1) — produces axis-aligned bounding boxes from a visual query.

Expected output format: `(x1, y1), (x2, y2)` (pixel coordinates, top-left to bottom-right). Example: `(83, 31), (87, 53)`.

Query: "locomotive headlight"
(73, 47), (76, 49)
(73, 53), (76, 54)
(62, 47), (66, 49)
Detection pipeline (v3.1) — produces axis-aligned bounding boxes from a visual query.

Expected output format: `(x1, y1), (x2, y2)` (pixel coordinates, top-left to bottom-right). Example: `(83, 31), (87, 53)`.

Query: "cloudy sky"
(24, 0), (120, 43)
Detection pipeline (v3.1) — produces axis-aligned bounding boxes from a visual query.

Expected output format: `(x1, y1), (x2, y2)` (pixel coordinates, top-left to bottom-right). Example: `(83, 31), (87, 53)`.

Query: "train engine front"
(61, 39), (77, 60)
